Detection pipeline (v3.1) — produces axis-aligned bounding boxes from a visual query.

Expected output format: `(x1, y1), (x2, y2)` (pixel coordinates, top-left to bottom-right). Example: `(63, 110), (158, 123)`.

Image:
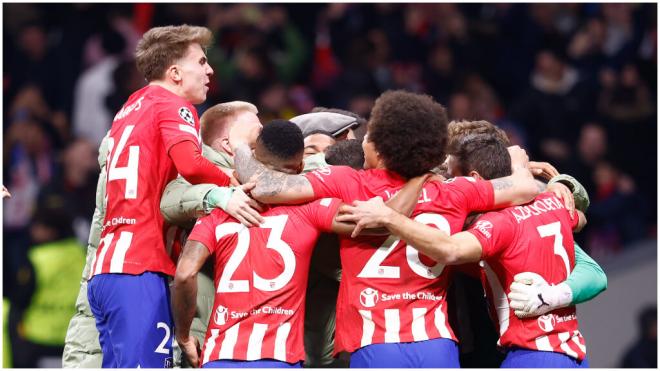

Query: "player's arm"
(331, 173), (434, 237)
(508, 242), (607, 318)
(169, 140), (231, 186)
(161, 176), (264, 228)
(336, 196), (483, 264)
(233, 143), (316, 204)
(489, 146), (539, 208)
(171, 240), (210, 367)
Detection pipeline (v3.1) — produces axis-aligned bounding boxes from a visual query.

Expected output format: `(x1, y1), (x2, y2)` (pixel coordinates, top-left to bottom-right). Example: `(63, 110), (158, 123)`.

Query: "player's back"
(474, 192), (587, 360)
(91, 85), (200, 277)
(188, 198), (341, 365)
(316, 168), (495, 353)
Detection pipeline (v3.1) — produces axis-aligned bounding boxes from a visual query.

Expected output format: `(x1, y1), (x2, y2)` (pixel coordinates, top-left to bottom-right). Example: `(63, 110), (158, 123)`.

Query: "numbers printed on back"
(216, 215), (296, 293)
(358, 212), (450, 279)
(107, 125), (140, 199)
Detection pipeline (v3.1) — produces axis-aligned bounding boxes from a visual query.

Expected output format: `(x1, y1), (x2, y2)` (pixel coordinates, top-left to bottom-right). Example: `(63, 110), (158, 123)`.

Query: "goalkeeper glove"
(508, 272), (573, 318)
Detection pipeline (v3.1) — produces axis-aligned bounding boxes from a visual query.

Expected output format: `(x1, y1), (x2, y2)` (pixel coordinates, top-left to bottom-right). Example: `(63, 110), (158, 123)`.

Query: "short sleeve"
(466, 212), (515, 260)
(296, 198), (342, 232)
(304, 165), (361, 202)
(156, 102), (202, 152)
(188, 210), (227, 254)
(442, 176), (495, 212)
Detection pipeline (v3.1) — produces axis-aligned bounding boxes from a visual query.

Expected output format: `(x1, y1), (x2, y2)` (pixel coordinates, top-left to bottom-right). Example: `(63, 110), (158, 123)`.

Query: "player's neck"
(149, 80), (184, 99)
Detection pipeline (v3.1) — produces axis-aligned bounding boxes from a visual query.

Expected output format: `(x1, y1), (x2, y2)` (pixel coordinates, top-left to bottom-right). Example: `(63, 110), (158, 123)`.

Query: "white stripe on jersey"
(572, 331), (587, 354)
(203, 329), (221, 364)
(433, 305), (453, 339)
(247, 323), (268, 360)
(558, 331), (578, 359)
(109, 232), (133, 273)
(178, 124), (202, 144)
(481, 261), (509, 336)
(384, 309), (400, 343)
(359, 310), (375, 347)
(274, 323), (291, 362)
(218, 324), (239, 361)
(93, 233), (114, 276)
(412, 308), (429, 341)
(320, 198), (332, 207)
(535, 335), (553, 352)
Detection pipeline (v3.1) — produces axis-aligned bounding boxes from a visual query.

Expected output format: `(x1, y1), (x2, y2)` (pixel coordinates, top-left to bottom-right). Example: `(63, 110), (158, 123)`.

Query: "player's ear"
(295, 160), (304, 175)
(167, 64), (182, 82)
(219, 137), (233, 156)
(468, 170), (483, 180)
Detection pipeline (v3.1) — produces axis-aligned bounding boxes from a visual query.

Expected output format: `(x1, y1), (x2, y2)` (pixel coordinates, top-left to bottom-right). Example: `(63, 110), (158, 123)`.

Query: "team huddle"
(62, 25), (607, 368)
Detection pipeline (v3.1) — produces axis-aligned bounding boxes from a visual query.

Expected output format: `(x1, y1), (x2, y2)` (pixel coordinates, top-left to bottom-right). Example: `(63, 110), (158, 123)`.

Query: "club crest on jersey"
(179, 107), (195, 126)
(214, 305), (229, 325)
(537, 314), (556, 332)
(475, 220), (493, 238)
(359, 288), (379, 308)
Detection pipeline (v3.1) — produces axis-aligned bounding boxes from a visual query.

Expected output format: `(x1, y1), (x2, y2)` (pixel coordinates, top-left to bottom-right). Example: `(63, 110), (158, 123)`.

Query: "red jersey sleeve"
(188, 210), (230, 254)
(442, 176), (495, 212)
(156, 101), (201, 152)
(466, 211), (515, 260)
(304, 165), (361, 202)
(296, 198), (342, 232)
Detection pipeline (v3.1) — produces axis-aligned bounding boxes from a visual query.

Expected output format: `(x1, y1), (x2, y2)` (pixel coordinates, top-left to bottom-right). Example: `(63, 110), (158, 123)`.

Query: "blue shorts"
(88, 272), (174, 368)
(350, 338), (459, 368)
(501, 348), (589, 368)
(203, 359), (303, 368)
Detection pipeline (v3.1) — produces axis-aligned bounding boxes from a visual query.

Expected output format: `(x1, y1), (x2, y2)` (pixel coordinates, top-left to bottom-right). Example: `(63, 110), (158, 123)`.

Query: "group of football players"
(62, 24), (607, 369)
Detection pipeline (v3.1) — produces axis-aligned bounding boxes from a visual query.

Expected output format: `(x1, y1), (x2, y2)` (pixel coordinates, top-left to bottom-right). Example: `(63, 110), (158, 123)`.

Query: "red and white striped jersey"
(90, 85), (204, 278)
(305, 167), (495, 354)
(468, 192), (587, 360)
(187, 198), (341, 365)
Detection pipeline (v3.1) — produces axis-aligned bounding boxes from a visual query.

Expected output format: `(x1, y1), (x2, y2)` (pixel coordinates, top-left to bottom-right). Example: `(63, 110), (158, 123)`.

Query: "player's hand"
(336, 196), (394, 238)
(528, 161), (559, 181)
(178, 335), (201, 368)
(546, 182), (575, 219)
(2, 185), (10, 199)
(225, 183), (265, 227)
(508, 146), (529, 171)
(508, 272), (572, 318)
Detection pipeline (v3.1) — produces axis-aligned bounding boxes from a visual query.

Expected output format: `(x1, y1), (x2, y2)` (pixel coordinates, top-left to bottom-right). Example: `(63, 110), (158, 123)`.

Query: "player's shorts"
(349, 338), (460, 368)
(88, 272), (174, 368)
(501, 348), (589, 368)
(203, 359), (303, 368)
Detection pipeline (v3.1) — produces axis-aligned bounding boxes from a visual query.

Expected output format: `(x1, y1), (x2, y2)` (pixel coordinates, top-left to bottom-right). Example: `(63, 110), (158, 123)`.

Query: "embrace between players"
(63, 24), (606, 368)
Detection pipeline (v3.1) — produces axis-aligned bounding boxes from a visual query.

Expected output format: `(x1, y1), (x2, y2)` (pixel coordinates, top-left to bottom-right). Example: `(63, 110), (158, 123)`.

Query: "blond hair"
(447, 120), (510, 151)
(200, 101), (258, 144)
(135, 24), (213, 82)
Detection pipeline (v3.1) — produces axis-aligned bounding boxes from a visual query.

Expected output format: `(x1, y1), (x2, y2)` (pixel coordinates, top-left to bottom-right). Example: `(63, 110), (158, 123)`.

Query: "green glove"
(204, 186), (235, 213)
(548, 174), (590, 213)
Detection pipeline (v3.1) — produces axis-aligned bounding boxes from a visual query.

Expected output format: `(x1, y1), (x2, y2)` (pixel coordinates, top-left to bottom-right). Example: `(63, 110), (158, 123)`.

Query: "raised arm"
(233, 143), (315, 204)
(171, 240), (211, 368)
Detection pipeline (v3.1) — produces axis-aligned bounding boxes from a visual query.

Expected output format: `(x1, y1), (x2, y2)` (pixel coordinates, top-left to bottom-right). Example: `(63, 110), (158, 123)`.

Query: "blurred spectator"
(620, 305), (657, 368)
(37, 138), (99, 245)
(598, 64), (653, 124)
(10, 205), (85, 368)
(72, 28), (127, 146)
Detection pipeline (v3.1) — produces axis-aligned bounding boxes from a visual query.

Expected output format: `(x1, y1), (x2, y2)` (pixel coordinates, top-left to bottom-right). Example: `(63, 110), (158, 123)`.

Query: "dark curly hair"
(368, 90), (448, 179)
(258, 119), (304, 160)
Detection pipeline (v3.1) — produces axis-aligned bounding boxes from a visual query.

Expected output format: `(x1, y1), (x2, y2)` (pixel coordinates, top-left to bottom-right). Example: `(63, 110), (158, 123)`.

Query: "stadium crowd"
(2, 3), (656, 368)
